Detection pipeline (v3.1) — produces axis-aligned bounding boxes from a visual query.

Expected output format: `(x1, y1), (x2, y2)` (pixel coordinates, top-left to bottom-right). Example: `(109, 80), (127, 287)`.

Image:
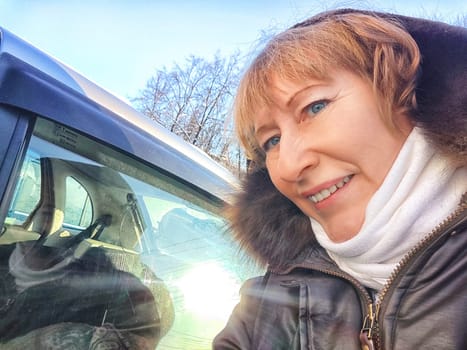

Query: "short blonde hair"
(235, 12), (421, 166)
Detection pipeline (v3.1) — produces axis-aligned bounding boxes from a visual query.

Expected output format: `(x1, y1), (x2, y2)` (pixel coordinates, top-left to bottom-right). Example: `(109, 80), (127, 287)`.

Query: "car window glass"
(5, 155), (41, 225)
(64, 176), (93, 231)
(0, 117), (262, 349)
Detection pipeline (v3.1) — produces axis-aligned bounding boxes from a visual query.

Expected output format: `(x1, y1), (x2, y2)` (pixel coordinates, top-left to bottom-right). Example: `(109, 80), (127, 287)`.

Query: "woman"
(214, 9), (466, 350)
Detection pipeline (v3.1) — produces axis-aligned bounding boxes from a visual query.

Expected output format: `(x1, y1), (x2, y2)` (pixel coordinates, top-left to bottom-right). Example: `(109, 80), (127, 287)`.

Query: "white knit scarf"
(311, 127), (467, 290)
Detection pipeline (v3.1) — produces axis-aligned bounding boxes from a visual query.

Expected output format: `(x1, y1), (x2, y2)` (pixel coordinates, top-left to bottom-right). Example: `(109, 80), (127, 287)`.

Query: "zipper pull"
(360, 303), (376, 350)
(360, 331), (375, 350)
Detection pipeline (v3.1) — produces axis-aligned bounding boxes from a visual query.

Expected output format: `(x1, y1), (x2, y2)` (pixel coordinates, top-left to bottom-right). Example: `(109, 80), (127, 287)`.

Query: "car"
(0, 27), (261, 349)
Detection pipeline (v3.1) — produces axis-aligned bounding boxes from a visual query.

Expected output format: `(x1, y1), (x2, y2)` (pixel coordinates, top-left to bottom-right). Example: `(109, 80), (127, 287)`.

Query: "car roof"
(0, 27), (238, 202)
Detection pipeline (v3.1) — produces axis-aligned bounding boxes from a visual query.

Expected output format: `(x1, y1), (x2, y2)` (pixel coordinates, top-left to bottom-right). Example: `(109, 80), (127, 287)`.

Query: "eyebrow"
(285, 82), (328, 109)
(253, 81), (329, 137)
(285, 85), (312, 107)
(254, 120), (274, 140)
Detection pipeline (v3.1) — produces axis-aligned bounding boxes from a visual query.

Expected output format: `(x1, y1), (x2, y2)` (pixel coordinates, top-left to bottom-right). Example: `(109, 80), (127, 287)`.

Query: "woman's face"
(254, 70), (412, 242)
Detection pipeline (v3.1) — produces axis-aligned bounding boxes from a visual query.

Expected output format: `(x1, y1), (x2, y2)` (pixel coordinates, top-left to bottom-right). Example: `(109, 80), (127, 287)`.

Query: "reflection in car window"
(0, 117), (262, 349)
(5, 156), (41, 226)
(64, 176), (93, 230)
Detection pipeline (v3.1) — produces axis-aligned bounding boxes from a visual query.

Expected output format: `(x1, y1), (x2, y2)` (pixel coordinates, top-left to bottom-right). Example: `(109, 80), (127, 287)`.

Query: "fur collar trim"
(228, 10), (467, 269)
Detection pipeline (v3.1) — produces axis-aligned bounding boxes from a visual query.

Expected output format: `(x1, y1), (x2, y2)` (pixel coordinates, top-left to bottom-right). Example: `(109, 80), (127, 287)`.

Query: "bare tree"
(453, 14), (467, 28)
(131, 52), (243, 172)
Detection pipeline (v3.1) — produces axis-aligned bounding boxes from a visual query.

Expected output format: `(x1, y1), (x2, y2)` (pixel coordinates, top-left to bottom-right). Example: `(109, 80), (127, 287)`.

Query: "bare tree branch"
(131, 51), (245, 174)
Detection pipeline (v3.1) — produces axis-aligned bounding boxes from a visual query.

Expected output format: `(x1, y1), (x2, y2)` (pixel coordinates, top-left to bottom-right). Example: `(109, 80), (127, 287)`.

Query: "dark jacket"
(214, 10), (467, 350)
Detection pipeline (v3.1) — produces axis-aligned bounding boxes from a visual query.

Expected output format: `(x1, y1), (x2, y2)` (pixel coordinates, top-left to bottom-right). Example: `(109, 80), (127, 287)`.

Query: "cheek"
(266, 159), (280, 187)
(266, 159), (291, 196)
(356, 133), (408, 190)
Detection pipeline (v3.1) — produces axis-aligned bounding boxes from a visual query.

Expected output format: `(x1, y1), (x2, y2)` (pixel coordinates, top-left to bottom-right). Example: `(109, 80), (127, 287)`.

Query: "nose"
(276, 130), (319, 182)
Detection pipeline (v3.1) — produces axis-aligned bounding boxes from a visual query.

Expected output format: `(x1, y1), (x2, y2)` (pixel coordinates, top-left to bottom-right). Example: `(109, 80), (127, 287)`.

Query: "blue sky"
(0, 0), (465, 102)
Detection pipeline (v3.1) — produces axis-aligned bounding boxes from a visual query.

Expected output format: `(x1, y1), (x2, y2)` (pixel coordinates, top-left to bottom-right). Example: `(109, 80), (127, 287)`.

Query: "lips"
(308, 175), (352, 203)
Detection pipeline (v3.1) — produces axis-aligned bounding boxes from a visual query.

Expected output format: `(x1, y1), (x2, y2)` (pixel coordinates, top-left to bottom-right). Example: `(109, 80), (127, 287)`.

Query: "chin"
(322, 219), (364, 242)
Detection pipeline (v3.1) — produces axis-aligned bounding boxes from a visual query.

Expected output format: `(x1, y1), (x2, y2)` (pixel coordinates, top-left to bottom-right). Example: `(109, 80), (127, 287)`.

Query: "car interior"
(0, 116), (259, 348)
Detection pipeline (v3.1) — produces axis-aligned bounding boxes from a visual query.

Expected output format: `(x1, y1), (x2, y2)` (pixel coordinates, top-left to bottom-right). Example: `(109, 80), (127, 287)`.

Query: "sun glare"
(177, 262), (241, 321)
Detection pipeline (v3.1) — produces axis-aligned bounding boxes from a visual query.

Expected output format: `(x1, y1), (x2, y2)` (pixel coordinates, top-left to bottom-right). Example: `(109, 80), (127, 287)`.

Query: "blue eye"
(306, 100), (328, 115)
(263, 136), (280, 152)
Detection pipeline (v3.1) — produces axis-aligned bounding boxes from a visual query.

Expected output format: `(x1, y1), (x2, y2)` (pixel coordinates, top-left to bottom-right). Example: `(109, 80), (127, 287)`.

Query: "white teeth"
(309, 175), (352, 204)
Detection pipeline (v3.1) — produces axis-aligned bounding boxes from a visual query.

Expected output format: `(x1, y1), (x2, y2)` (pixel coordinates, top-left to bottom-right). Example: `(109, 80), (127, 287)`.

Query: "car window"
(0, 116), (261, 349)
(5, 155), (41, 225)
(64, 176), (93, 231)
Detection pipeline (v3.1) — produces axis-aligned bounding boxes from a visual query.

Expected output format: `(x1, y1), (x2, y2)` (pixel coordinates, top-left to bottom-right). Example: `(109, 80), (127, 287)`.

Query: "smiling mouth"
(308, 175), (353, 204)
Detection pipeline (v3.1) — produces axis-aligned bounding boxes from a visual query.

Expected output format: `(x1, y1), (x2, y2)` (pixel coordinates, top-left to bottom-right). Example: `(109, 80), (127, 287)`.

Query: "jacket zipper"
(276, 255), (374, 345)
(281, 264), (374, 349)
(360, 198), (467, 349)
